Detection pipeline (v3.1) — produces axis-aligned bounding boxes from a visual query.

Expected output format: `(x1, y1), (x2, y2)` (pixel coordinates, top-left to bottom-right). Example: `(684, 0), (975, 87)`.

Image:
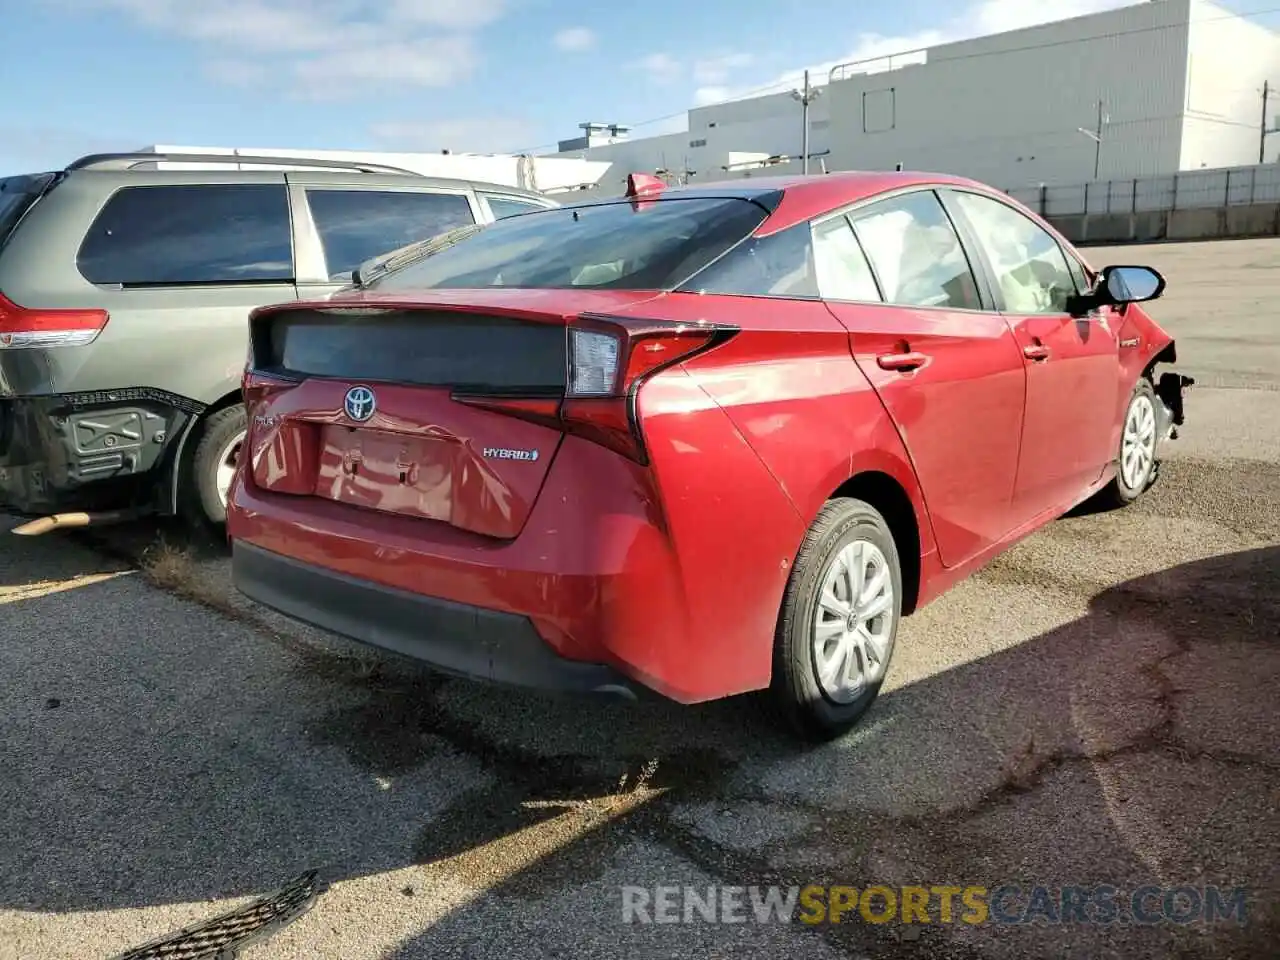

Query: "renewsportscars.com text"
(619, 884), (1249, 926)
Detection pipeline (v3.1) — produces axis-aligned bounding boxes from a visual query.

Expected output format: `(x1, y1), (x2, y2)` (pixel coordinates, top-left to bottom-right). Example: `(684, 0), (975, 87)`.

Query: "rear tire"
(772, 497), (902, 742)
(1091, 378), (1160, 511)
(182, 404), (247, 531)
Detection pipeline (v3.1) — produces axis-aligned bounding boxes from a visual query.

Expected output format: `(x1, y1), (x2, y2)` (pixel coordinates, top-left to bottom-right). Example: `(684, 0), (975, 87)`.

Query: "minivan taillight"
(456, 315), (736, 464)
(0, 293), (108, 349)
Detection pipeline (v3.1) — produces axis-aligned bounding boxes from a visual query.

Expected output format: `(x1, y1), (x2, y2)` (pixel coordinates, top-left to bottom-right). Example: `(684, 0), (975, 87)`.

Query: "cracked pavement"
(1, 238), (1277, 959)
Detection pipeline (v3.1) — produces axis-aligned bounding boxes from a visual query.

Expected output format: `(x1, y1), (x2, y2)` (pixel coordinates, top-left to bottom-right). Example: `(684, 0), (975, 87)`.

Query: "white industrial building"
(132, 145), (611, 194)
(547, 0), (1280, 192)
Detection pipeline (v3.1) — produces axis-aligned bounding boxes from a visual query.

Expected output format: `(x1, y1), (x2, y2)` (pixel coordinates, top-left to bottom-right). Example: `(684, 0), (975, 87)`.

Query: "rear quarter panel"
(655, 293), (932, 539)
(619, 293), (934, 697)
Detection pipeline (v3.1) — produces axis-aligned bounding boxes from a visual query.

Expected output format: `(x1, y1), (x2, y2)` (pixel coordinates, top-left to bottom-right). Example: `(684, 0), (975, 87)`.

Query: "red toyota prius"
(227, 171), (1192, 740)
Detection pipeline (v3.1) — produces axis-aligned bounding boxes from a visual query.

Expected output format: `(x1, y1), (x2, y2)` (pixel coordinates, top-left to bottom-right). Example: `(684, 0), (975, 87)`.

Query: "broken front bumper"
(1154, 371), (1195, 440)
(0, 390), (198, 516)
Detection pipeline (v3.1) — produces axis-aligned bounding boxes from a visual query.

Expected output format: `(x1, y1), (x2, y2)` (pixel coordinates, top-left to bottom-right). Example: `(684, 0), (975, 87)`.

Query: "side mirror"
(1067, 264), (1165, 317)
(1098, 264), (1165, 305)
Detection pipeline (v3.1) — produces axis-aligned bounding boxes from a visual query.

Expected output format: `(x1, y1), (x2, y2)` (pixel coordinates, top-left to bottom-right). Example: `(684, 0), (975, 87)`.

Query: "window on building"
(812, 216), (882, 302)
(949, 190), (1077, 314)
(850, 191), (981, 310)
(77, 184), (293, 286)
(305, 189), (475, 280)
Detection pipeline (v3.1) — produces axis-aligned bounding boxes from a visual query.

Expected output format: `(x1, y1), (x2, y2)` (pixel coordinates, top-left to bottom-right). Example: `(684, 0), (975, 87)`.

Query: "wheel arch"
(828, 469), (924, 616)
(163, 387), (244, 515)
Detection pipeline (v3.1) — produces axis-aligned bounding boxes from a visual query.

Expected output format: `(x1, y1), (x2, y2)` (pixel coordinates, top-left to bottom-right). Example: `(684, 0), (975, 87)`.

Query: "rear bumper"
(233, 540), (638, 698)
(0, 391), (196, 515)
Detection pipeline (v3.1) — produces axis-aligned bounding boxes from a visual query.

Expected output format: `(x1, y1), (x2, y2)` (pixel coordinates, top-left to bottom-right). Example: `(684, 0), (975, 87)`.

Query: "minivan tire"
(772, 497), (902, 742)
(183, 404), (247, 530)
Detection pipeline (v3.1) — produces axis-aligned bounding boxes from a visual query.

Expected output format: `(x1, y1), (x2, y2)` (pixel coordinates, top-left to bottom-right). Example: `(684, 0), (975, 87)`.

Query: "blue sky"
(1, 0), (1274, 174)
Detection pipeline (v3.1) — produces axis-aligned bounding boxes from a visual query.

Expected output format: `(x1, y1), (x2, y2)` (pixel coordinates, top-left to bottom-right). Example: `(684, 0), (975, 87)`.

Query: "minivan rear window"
(369, 196), (770, 292)
(0, 173), (55, 250)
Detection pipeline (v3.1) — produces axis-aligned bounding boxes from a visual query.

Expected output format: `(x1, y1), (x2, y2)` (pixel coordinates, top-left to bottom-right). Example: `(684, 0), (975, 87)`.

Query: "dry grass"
(139, 539), (224, 609)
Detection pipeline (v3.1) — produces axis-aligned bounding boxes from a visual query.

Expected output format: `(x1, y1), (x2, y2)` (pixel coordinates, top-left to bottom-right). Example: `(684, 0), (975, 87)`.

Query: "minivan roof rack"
(65, 152), (423, 176)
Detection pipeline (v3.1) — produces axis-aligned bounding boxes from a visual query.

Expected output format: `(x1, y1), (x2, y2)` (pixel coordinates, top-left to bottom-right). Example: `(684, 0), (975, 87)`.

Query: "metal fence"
(1006, 162), (1280, 217)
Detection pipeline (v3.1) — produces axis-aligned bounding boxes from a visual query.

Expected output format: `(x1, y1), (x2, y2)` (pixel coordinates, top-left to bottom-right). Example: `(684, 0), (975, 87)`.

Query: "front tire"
(772, 497), (902, 742)
(1093, 379), (1160, 510)
(182, 404), (247, 530)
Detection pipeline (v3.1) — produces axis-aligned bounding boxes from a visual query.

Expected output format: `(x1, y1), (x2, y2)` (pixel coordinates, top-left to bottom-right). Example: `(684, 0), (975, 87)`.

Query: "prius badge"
(343, 385), (376, 423)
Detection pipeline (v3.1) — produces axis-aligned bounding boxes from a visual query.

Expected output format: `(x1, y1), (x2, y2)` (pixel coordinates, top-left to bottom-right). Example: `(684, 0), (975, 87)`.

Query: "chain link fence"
(1007, 163), (1280, 217)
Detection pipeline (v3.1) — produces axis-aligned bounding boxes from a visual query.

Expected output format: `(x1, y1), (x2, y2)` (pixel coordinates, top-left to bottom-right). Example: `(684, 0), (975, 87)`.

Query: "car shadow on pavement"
(2, 543), (1276, 959)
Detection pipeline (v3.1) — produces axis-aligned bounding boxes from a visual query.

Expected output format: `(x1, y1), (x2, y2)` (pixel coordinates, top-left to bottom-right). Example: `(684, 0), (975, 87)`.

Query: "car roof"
(631, 170), (999, 233)
(60, 167), (549, 199)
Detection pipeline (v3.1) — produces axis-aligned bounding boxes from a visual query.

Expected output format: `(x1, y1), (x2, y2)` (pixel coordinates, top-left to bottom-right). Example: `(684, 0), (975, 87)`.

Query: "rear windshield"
(0, 173), (55, 250)
(368, 196), (770, 292)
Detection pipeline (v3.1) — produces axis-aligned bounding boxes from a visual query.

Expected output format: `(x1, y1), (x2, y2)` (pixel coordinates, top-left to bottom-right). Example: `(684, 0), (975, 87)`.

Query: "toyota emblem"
(343, 385), (376, 423)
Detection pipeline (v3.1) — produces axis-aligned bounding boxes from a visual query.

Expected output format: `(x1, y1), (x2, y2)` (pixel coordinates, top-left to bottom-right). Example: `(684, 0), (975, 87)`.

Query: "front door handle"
(877, 351), (928, 371)
(1023, 342), (1051, 361)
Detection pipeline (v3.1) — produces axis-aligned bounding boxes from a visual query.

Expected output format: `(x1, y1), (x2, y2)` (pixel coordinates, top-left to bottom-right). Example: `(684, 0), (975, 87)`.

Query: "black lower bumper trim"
(231, 541), (636, 698)
(113, 870), (321, 960)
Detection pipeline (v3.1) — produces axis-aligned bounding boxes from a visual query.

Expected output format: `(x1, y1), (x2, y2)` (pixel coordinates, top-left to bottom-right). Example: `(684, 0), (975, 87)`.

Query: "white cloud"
(368, 118), (536, 155)
(692, 52), (754, 86)
(47, 0), (506, 97)
(690, 0), (1133, 106)
(630, 52), (683, 85)
(553, 26), (596, 52)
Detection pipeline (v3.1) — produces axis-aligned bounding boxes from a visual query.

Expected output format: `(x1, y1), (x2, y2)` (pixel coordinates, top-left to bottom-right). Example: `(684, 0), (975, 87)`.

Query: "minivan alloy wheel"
(811, 539), (895, 703)
(1120, 393), (1157, 491)
(215, 429), (246, 507)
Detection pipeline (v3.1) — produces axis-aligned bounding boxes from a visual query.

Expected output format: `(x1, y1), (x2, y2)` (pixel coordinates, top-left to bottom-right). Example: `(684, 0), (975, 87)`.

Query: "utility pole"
(1261, 81), (1270, 164)
(1077, 99), (1108, 181)
(790, 70), (822, 175)
(1092, 99), (1105, 180)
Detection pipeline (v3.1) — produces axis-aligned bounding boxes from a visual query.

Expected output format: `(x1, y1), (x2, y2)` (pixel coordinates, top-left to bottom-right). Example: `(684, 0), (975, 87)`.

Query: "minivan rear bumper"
(232, 540), (638, 698)
(0, 392), (195, 515)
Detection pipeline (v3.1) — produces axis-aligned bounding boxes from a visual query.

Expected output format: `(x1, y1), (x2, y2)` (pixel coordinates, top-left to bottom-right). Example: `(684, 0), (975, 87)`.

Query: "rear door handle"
(876, 351), (928, 371)
(1023, 343), (1051, 361)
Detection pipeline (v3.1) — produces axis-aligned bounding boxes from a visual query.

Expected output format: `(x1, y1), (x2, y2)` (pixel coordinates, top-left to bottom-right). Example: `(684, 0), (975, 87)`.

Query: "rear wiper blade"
(354, 223), (485, 287)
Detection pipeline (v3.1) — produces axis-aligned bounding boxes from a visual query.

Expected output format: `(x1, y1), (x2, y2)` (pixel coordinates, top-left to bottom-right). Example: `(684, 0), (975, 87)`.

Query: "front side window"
(78, 184), (293, 286)
(811, 216), (882, 302)
(371, 197), (768, 292)
(482, 194), (550, 220)
(850, 191), (982, 311)
(950, 190), (1078, 314)
(306, 189), (475, 281)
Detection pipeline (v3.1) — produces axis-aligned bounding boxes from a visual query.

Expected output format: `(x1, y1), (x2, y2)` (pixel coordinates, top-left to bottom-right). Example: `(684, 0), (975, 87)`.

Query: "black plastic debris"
(112, 870), (322, 960)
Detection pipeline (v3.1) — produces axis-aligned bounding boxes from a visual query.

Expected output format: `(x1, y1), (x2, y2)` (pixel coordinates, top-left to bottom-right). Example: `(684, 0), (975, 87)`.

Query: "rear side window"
(482, 194), (549, 220)
(78, 184), (293, 286)
(371, 197), (768, 292)
(0, 173), (55, 251)
(305, 188), (476, 281)
(851, 191), (982, 311)
(681, 222), (819, 298)
(811, 216), (882, 302)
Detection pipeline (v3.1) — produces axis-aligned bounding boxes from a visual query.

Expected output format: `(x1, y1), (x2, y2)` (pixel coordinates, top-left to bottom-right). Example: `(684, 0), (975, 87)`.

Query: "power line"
(512, 2), (1280, 156)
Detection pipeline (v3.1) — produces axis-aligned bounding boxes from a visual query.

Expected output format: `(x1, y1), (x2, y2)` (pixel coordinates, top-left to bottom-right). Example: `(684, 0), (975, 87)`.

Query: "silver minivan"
(0, 151), (555, 533)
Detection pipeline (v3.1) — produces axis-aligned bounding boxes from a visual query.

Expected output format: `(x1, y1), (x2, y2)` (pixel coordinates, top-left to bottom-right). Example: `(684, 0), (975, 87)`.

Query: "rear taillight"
(0, 293), (108, 349)
(456, 315), (736, 464)
(241, 369), (295, 418)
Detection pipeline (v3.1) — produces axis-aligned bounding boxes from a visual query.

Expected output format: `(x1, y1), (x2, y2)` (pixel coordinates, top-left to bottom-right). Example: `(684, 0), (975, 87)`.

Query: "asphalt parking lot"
(2, 238), (1277, 960)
